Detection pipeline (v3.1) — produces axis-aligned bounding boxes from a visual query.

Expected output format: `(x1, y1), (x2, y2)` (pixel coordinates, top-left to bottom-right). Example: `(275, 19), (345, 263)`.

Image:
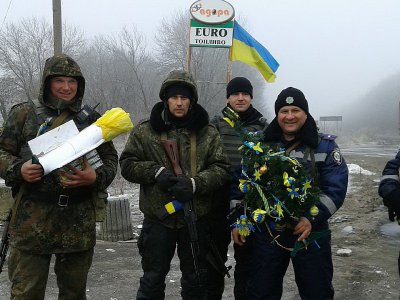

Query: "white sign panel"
(190, 0), (235, 24)
(189, 19), (233, 48)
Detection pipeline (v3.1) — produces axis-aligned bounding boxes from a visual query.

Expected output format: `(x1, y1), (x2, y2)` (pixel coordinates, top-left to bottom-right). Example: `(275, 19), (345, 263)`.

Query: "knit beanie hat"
(164, 84), (194, 101)
(274, 87), (308, 115)
(226, 77), (253, 99)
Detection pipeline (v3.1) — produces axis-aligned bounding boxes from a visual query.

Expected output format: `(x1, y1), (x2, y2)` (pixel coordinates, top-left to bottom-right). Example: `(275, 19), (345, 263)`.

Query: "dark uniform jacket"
(379, 151), (400, 199)
(262, 116), (349, 231)
(119, 102), (230, 229)
(0, 54), (118, 254)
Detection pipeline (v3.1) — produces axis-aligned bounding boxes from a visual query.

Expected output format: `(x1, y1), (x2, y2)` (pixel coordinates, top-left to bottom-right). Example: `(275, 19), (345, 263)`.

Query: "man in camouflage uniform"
(0, 54), (118, 299)
(210, 77), (267, 300)
(119, 70), (230, 300)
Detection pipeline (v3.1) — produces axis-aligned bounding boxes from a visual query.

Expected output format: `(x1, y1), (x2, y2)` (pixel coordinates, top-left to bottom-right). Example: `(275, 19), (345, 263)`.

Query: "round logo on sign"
(190, 0), (235, 24)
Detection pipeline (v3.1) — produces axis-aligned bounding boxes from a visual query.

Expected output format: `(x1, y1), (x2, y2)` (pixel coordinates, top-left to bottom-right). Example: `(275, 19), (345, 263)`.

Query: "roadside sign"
(189, 19), (233, 48)
(190, 0), (235, 24)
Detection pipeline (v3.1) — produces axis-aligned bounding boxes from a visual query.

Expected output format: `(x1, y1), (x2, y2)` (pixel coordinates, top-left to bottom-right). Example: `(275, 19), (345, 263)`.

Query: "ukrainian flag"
(231, 22), (279, 83)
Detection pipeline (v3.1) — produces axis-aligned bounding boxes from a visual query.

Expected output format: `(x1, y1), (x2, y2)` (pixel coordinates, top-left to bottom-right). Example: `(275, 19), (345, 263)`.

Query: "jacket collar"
(150, 101), (209, 133)
(264, 114), (319, 149)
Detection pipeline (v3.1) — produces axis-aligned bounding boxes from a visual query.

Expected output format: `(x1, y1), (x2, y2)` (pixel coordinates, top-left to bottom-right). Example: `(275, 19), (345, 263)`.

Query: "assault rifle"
(163, 139), (202, 284)
(163, 140), (231, 284)
(0, 208), (11, 274)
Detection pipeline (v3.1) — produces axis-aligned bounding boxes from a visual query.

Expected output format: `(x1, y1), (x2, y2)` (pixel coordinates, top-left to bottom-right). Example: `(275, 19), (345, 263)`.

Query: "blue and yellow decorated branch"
(223, 107), (323, 253)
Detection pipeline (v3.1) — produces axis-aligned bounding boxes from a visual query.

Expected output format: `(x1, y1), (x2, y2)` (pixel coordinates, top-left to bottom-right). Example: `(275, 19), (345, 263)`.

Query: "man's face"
(49, 76), (78, 102)
(227, 92), (252, 112)
(167, 95), (191, 118)
(277, 106), (307, 139)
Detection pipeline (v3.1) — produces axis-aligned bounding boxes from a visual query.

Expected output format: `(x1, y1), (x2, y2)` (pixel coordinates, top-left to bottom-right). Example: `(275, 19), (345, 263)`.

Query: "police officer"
(378, 150), (400, 276)
(0, 54), (118, 299)
(210, 77), (267, 300)
(232, 87), (348, 299)
(119, 70), (230, 300)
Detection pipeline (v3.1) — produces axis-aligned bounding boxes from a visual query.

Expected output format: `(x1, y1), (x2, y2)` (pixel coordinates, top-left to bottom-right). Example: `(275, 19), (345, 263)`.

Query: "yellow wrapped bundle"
(94, 107), (134, 141)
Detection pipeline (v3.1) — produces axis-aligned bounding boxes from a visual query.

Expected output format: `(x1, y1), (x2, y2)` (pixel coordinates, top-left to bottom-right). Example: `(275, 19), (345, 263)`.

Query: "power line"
(0, 0), (14, 33)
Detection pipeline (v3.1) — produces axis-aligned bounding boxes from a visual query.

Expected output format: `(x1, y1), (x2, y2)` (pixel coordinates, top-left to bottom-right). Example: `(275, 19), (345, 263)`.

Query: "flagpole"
(227, 19), (235, 83)
(227, 46), (232, 83)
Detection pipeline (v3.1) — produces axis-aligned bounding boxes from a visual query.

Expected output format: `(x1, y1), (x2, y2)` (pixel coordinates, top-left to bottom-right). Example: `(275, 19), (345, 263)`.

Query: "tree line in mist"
(340, 70), (400, 142)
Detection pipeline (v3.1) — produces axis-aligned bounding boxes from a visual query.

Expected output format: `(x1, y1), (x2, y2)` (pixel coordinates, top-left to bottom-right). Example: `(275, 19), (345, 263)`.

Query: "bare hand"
(59, 160), (96, 187)
(232, 228), (246, 246)
(21, 160), (43, 182)
(293, 217), (312, 242)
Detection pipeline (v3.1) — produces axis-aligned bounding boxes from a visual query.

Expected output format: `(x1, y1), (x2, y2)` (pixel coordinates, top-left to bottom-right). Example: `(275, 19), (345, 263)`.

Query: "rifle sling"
(190, 133), (196, 177)
(10, 110), (72, 225)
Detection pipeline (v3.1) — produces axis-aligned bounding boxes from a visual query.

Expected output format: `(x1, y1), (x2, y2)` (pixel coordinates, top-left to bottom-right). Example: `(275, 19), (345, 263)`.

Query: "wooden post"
(52, 0), (62, 55)
(96, 197), (133, 242)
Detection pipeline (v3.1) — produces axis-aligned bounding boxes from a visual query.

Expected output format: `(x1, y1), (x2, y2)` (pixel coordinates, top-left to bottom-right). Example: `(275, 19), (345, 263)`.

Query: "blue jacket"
(298, 134), (349, 229)
(378, 150), (400, 198)
(230, 131), (349, 231)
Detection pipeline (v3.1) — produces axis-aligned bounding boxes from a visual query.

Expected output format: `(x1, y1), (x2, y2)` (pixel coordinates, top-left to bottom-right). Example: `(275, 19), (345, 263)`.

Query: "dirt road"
(0, 151), (399, 299)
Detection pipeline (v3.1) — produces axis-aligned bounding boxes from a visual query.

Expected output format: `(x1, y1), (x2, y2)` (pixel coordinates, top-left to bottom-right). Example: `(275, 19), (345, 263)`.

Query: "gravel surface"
(1, 149), (399, 299)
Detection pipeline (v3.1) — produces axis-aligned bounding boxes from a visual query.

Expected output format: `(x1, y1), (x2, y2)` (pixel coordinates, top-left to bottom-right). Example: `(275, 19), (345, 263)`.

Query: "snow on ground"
(347, 163), (376, 176)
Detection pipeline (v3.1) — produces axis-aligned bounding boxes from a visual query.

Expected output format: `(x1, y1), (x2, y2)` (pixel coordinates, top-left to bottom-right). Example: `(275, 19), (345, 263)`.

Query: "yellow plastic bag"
(94, 107), (134, 141)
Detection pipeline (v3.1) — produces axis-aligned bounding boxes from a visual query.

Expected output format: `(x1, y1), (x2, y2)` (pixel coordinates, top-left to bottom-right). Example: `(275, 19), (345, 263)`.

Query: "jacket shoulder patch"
(331, 148), (343, 165)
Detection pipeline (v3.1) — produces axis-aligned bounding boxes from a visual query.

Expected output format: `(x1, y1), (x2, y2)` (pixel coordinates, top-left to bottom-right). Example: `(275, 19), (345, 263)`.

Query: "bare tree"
(0, 17), (85, 107)
(153, 10), (267, 115)
(82, 27), (161, 121)
(0, 76), (19, 121)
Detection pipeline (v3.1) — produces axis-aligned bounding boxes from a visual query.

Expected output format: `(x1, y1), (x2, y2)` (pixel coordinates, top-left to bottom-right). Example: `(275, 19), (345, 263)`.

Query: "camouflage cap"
(159, 70), (198, 103)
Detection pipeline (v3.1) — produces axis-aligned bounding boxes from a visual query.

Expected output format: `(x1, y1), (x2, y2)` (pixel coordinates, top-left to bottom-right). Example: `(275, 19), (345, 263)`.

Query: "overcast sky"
(1, 0), (400, 118)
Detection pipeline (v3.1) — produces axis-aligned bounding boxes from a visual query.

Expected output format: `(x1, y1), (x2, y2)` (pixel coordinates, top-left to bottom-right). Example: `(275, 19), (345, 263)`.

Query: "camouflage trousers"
(8, 247), (93, 300)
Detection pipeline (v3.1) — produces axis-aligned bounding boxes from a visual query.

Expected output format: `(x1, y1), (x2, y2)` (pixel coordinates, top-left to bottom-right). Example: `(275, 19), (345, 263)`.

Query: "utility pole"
(52, 0), (62, 55)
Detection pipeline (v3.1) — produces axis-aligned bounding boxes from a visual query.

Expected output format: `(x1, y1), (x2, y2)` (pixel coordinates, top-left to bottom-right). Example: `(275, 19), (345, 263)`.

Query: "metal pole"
(52, 0), (62, 55)
(186, 19), (191, 72)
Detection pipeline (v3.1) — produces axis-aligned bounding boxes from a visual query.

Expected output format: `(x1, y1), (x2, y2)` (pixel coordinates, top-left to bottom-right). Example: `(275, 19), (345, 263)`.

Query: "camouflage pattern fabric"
(119, 120), (230, 229)
(0, 54), (118, 254)
(8, 247), (93, 300)
(159, 70), (199, 103)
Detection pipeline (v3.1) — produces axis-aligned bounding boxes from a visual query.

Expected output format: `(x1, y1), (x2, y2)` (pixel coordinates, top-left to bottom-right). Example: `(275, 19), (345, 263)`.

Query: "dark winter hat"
(164, 84), (194, 101)
(226, 77), (253, 99)
(274, 87), (308, 115)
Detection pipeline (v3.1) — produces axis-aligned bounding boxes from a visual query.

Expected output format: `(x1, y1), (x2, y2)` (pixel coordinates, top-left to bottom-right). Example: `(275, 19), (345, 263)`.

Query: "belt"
(25, 189), (90, 207)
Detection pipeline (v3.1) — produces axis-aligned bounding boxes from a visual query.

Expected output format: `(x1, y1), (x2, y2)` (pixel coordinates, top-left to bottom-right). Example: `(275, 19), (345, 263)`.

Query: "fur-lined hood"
(149, 101), (210, 133)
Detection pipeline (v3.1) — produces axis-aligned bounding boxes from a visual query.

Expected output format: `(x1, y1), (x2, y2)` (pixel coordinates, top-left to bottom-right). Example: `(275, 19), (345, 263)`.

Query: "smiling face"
(167, 94), (191, 118)
(49, 76), (78, 102)
(277, 105), (308, 140)
(227, 92), (252, 113)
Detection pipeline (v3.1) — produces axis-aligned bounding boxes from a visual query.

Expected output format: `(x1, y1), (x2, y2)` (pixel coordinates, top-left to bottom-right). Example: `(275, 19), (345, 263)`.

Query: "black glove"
(383, 189), (400, 222)
(155, 169), (176, 191)
(169, 176), (193, 203)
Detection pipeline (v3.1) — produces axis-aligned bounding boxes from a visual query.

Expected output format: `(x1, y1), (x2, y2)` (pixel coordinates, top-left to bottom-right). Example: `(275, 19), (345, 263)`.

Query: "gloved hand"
(383, 189), (400, 222)
(155, 168), (176, 191)
(169, 176), (193, 203)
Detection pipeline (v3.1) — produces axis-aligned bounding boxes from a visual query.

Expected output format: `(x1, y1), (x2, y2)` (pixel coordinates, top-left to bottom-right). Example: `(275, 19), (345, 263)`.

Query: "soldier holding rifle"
(120, 70), (230, 299)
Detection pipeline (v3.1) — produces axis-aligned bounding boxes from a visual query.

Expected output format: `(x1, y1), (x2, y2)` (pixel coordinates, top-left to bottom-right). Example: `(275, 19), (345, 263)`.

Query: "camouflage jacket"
(119, 102), (231, 229)
(0, 54), (118, 254)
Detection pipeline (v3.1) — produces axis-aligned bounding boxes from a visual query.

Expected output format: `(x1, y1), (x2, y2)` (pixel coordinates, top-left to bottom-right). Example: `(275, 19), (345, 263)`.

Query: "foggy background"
(1, 0), (400, 143)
